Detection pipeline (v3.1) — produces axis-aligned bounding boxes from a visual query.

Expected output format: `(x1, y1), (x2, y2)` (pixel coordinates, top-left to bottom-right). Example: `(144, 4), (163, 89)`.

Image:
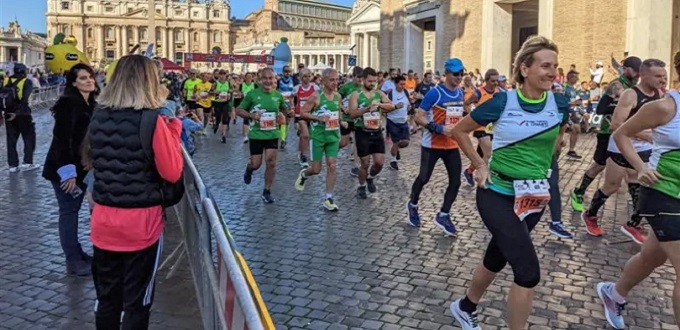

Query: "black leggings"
(409, 147), (461, 213)
(547, 155), (561, 222)
(477, 188), (542, 288)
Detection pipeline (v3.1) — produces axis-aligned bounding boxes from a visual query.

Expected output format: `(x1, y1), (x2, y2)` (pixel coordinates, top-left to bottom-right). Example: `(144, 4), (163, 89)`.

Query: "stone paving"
(0, 109), (201, 330)
(191, 120), (677, 330)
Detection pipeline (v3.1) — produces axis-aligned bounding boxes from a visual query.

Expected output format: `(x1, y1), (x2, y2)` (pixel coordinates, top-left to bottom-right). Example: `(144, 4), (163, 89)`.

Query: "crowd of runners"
(162, 35), (680, 329)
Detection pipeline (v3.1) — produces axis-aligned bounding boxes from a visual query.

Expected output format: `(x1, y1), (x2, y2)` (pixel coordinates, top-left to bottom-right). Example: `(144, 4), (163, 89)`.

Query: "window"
(175, 9), (182, 15)
(174, 29), (183, 41)
(39, 53), (42, 60)
(193, 11), (199, 17)
(128, 7), (133, 13)
(61, 1), (69, 10)
(156, 9), (161, 14)
(87, 28), (93, 38)
(175, 52), (183, 64)
(213, 10), (220, 18)
(86, 5), (93, 12)
(140, 28), (147, 40)
(156, 30), (161, 42)
(213, 32), (220, 42)
(193, 32), (198, 42)
(105, 27), (113, 39)
(427, 41), (432, 51)
(105, 6), (113, 12)
(106, 50), (115, 59)
(426, 61), (431, 68)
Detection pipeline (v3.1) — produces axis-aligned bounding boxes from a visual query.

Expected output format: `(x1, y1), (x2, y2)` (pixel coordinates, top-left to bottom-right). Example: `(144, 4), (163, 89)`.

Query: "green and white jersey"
(238, 88), (286, 140)
(471, 90), (570, 195)
(339, 82), (363, 121)
(354, 90), (383, 130)
(649, 90), (680, 199)
(310, 91), (341, 143)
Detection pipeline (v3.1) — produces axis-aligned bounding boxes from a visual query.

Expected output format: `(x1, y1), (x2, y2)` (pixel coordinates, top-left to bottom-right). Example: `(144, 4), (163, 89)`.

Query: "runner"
(597, 52), (680, 330)
(338, 67), (364, 175)
(277, 65), (295, 150)
(406, 58), (466, 236)
(563, 70), (584, 159)
(294, 68), (342, 211)
(211, 70), (231, 143)
(291, 68), (318, 167)
(449, 36), (569, 330)
(570, 57), (642, 211)
(235, 68), (291, 203)
(386, 75), (410, 170)
(238, 73), (258, 143)
(581, 59), (665, 243)
(194, 72), (214, 135)
(411, 71), (436, 135)
(347, 67), (395, 199)
(461, 68), (502, 187)
(181, 69), (200, 113)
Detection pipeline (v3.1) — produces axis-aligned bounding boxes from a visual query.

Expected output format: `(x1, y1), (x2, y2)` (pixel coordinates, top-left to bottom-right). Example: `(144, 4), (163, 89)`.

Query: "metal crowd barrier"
(162, 148), (274, 330)
(28, 85), (64, 108)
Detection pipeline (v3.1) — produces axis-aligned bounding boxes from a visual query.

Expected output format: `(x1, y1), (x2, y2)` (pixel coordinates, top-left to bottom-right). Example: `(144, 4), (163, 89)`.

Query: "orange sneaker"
(620, 224), (648, 245)
(582, 212), (603, 236)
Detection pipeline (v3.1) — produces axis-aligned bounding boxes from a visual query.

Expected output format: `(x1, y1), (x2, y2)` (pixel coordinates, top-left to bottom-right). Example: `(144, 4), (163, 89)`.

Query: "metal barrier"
(28, 85), (64, 108)
(163, 148), (274, 330)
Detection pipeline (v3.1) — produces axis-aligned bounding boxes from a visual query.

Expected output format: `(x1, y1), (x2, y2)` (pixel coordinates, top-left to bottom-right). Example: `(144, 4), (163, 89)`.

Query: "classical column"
(162, 27), (168, 58)
(362, 33), (370, 67)
(201, 29), (209, 53)
(74, 23), (85, 53)
(403, 20), (424, 74)
(122, 25), (129, 54)
(133, 26), (140, 48)
(186, 29), (191, 52)
(481, 0), (512, 76)
(117, 26), (123, 58)
(537, 0), (554, 39)
(168, 28), (175, 60)
(0, 46), (5, 63)
(97, 25), (105, 60)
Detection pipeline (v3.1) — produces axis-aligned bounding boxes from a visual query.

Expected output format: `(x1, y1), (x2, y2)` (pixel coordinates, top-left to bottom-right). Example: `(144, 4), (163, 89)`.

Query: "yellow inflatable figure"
(45, 33), (90, 74)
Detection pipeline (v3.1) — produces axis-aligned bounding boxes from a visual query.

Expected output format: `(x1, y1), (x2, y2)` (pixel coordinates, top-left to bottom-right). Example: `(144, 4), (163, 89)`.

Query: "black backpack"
(0, 78), (22, 113)
(139, 109), (186, 208)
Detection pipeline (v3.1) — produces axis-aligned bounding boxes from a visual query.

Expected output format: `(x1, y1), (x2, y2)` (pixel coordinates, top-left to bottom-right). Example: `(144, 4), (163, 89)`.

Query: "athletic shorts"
(473, 130), (492, 139)
(212, 102), (231, 125)
(186, 101), (199, 110)
(355, 129), (385, 158)
(249, 138), (278, 155)
(199, 106), (212, 114)
(570, 112), (584, 124)
(294, 116), (306, 124)
(607, 150), (651, 169)
(593, 134), (610, 166)
(639, 187), (680, 242)
(407, 106), (415, 116)
(310, 138), (340, 161)
(340, 121), (355, 136)
(243, 117), (251, 126)
(386, 120), (410, 143)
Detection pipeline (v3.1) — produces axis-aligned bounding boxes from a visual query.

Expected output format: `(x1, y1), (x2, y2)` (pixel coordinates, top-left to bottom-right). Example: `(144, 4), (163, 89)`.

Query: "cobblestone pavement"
(190, 120), (677, 330)
(0, 109), (201, 330)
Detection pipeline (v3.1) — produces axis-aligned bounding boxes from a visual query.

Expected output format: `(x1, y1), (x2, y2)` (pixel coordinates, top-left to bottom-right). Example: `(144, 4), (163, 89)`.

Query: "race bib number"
(259, 112), (276, 131)
(218, 92), (229, 101)
(325, 112), (340, 131)
(363, 112), (381, 130)
(445, 106), (464, 125)
(513, 179), (551, 221)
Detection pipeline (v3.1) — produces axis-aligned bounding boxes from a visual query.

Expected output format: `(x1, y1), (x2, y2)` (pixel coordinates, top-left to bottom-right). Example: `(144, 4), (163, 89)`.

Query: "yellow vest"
(3, 77), (27, 100)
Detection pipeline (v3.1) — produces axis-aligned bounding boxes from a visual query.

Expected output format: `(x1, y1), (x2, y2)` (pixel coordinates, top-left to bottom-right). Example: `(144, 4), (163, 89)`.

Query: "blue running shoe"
(597, 282), (626, 329)
(350, 166), (359, 177)
(462, 169), (475, 187)
(435, 213), (457, 236)
(549, 222), (573, 239)
(406, 202), (420, 227)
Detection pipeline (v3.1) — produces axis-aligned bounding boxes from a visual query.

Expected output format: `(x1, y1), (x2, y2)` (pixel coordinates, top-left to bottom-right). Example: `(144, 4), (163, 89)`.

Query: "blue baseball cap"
(444, 58), (465, 73)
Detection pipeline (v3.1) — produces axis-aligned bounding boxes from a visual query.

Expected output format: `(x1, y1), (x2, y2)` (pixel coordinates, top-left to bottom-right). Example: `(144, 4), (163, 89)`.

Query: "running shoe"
(389, 160), (399, 171)
(570, 190), (584, 212)
(620, 224), (648, 245)
(357, 186), (368, 199)
(596, 282), (626, 329)
(279, 140), (286, 150)
(8, 167), (18, 173)
(567, 151), (583, 159)
(243, 168), (253, 185)
(261, 191), (275, 204)
(294, 169), (307, 192)
(581, 212), (603, 236)
(435, 213), (457, 236)
(350, 166), (359, 177)
(396, 150), (401, 160)
(366, 178), (377, 193)
(243, 137), (249, 144)
(462, 169), (475, 187)
(221, 136), (226, 144)
(299, 154), (309, 168)
(406, 202), (420, 227)
(19, 163), (41, 171)
(450, 299), (481, 330)
(549, 222), (573, 239)
(323, 198), (339, 212)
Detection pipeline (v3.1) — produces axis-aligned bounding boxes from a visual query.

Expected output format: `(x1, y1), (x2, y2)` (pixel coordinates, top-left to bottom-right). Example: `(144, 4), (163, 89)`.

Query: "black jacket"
(3, 75), (33, 115)
(42, 91), (96, 183)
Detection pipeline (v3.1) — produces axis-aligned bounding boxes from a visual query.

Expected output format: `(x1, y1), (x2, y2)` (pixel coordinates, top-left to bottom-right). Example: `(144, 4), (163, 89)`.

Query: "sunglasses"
(450, 71), (465, 77)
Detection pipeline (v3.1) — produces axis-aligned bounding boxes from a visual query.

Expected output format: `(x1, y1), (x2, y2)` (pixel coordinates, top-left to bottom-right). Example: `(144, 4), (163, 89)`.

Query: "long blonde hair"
(97, 55), (167, 110)
(512, 35), (559, 85)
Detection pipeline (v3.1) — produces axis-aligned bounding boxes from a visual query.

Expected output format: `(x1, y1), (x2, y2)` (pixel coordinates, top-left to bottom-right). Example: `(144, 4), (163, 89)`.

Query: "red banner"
(184, 53), (274, 65)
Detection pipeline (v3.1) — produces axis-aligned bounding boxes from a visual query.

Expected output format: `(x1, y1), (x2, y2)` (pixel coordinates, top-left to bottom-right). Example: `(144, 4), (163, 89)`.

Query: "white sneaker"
(450, 299), (481, 330)
(596, 282), (626, 329)
(19, 164), (41, 171)
(8, 167), (19, 173)
(243, 137), (249, 143)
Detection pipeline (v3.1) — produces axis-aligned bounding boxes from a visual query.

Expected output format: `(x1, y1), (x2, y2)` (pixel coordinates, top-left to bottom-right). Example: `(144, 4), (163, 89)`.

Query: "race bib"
(259, 112), (276, 131)
(445, 106), (464, 125)
(325, 112), (339, 131)
(363, 112), (381, 130)
(513, 179), (551, 221)
(218, 92), (229, 101)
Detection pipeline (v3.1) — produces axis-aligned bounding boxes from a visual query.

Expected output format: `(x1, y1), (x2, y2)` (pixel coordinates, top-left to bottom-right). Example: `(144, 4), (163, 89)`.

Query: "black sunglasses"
(450, 71), (465, 77)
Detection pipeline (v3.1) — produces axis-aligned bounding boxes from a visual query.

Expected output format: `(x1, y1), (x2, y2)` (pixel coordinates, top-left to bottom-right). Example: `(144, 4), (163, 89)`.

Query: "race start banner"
(184, 53), (275, 65)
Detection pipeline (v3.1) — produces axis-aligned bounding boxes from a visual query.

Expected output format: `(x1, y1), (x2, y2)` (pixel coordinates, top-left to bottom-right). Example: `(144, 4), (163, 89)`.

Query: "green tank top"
(213, 81), (230, 102)
(241, 83), (256, 96)
(310, 91), (341, 141)
(354, 91), (383, 130)
(184, 78), (200, 98)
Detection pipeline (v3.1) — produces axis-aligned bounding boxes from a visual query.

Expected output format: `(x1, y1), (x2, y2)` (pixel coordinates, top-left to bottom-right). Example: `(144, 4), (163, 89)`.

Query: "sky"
(0, 0), (356, 34)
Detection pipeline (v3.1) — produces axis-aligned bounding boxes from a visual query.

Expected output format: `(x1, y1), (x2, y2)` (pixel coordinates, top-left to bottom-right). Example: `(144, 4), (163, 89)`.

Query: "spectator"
(590, 61), (605, 85)
(42, 63), (98, 276)
(84, 55), (183, 329)
(555, 67), (566, 85)
(31, 72), (41, 89)
(2, 63), (38, 172)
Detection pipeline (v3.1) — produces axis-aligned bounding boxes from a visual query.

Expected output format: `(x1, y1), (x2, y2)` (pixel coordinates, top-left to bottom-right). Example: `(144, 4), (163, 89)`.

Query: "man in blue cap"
(406, 58), (466, 236)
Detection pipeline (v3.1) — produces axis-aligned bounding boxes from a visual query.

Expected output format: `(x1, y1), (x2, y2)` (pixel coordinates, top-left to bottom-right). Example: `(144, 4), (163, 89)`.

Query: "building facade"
(0, 21), (48, 69)
(346, 0), (380, 69)
(232, 0), (354, 73)
(381, 0), (680, 84)
(46, 0), (231, 68)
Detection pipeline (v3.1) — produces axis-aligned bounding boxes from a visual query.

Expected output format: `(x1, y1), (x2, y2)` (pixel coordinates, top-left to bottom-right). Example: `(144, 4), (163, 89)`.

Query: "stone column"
(404, 20), (424, 74)
(133, 26), (140, 48)
(186, 29), (192, 52)
(97, 25), (105, 60)
(362, 33), (370, 67)
(122, 25), (128, 55)
(169, 28), (175, 61)
(116, 26), (123, 58)
(481, 0), (512, 75)
(162, 27), (169, 58)
(201, 29), (209, 53)
(0, 46), (5, 63)
(538, 0), (554, 39)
